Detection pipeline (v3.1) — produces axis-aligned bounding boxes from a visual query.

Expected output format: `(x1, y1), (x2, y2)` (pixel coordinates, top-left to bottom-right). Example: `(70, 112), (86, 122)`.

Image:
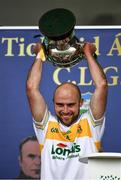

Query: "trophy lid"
(38, 8), (76, 40)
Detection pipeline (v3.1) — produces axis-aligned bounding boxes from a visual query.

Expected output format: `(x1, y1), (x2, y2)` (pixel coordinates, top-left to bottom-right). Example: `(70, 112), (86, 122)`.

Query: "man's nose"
(63, 105), (69, 113)
(34, 156), (41, 165)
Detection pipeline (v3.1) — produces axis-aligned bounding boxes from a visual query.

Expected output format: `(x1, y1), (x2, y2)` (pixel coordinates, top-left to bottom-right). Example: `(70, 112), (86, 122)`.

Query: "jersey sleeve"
(87, 107), (105, 151)
(32, 108), (55, 151)
(32, 105), (50, 130)
(32, 106), (50, 148)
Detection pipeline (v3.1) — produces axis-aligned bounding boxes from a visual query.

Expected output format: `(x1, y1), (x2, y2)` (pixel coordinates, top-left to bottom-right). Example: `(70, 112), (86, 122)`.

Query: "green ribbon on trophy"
(38, 8), (93, 68)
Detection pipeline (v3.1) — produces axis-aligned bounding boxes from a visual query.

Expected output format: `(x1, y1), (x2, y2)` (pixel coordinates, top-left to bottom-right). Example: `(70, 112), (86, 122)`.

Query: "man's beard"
(56, 111), (80, 127)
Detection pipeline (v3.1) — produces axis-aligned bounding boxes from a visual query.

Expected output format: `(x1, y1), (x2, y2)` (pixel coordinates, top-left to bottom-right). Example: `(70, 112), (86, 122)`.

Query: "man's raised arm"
(83, 42), (108, 120)
(26, 43), (46, 122)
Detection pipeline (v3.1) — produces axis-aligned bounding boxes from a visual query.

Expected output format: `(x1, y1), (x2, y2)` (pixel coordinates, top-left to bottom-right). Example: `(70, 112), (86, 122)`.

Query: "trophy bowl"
(38, 8), (84, 67)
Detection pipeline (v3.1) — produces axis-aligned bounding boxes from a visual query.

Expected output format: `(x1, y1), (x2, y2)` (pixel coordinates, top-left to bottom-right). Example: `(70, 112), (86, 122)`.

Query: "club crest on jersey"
(77, 125), (83, 133)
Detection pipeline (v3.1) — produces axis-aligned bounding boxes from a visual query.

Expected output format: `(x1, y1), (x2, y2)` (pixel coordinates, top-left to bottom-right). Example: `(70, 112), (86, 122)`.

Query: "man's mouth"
(62, 114), (70, 117)
(32, 169), (40, 174)
(61, 115), (72, 121)
(62, 113), (72, 117)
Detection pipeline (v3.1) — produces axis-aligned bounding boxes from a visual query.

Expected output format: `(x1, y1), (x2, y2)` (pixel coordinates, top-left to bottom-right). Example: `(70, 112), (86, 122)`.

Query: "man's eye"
(28, 154), (36, 159)
(56, 104), (63, 107)
(68, 104), (75, 107)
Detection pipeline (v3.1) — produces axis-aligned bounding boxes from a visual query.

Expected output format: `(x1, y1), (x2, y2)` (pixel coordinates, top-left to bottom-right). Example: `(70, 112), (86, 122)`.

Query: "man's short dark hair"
(19, 135), (38, 157)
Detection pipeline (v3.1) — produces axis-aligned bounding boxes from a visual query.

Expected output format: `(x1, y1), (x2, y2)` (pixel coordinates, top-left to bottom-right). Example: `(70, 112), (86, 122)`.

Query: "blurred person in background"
(15, 135), (41, 179)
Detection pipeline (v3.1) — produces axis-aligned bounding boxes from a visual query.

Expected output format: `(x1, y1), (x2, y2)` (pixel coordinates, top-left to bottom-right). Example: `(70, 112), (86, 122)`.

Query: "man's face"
(19, 140), (41, 179)
(54, 84), (82, 126)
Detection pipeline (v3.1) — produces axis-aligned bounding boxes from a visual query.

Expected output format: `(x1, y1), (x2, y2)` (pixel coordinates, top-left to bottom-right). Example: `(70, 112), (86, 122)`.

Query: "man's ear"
(80, 99), (84, 106)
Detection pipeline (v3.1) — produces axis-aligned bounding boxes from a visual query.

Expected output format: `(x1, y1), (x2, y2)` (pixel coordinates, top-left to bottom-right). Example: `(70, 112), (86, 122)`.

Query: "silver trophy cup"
(38, 8), (85, 67)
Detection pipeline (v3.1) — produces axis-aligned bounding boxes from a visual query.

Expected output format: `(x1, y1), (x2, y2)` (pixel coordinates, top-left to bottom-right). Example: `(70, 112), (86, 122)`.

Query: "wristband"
(36, 48), (46, 61)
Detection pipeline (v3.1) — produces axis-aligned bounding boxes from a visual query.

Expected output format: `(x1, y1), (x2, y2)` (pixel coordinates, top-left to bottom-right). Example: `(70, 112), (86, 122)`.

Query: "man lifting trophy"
(37, 8), (86, 67)
(26, 8), (108, 180)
